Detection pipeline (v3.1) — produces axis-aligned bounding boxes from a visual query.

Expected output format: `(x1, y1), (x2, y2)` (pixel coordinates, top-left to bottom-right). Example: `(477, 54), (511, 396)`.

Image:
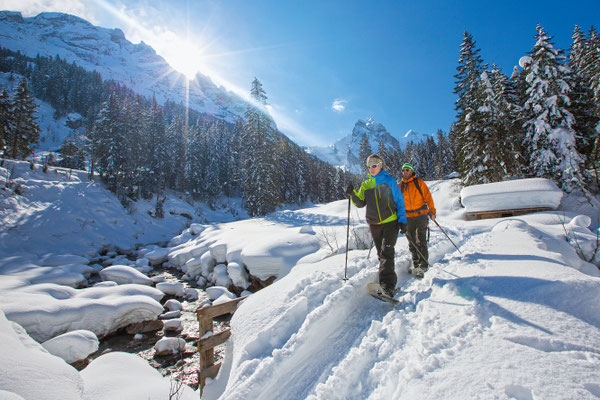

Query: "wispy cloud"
(4, 0), (98, 22)
(331, 99), (347, 112)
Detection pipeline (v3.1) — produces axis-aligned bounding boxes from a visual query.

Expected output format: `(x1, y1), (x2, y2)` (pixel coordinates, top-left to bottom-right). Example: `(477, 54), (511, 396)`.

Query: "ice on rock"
(99, 265), (153, 285)
(42, 329), (99, 363)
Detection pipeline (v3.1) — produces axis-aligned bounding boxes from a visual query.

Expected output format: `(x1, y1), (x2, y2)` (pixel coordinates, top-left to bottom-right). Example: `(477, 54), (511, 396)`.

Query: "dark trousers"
(370, 221), (399, 290)
(407, 214), (429, 268)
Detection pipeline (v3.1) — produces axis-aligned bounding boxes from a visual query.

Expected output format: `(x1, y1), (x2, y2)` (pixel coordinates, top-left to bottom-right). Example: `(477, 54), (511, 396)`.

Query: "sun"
(162, 39), (207, 80)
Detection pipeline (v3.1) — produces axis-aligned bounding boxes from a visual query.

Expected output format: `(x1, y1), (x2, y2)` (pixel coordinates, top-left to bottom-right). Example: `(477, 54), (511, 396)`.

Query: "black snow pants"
(407, 214), (429, 269)
(369, 220), (399, 290)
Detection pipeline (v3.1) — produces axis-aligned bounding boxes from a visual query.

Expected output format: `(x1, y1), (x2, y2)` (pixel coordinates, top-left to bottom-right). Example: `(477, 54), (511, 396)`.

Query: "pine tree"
(89, 94), (128, 196)
(7, 78), (40, 159)
(358, 133), (372, 175)
(568, 26), (599, 169)
(142, 98), (169, 200)
(452, 32), (487, 183)
(0, 89), (10, 153)
(241, 78), (280, 216)
(522, 25), (588, 192)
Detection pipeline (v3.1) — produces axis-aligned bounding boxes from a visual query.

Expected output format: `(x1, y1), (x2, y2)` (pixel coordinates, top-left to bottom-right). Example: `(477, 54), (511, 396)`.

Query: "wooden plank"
(196, 295), (249, 319)
(198, 329), (231, 352)
(467, 207), (553, 220)
(198, 315), (214, 369)
(199, 362), (222, 388)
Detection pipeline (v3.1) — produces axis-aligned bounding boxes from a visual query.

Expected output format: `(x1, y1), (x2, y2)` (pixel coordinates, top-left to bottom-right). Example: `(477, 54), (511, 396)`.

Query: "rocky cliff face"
(0, 11), (249, 122)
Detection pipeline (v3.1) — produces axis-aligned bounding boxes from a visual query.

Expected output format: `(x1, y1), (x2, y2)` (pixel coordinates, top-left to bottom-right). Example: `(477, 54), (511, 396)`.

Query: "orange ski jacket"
(399, 175), (436, 219)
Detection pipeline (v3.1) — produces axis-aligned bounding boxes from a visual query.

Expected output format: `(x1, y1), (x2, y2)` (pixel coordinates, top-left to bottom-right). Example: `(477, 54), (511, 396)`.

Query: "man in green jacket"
(346, 154), (408, 297)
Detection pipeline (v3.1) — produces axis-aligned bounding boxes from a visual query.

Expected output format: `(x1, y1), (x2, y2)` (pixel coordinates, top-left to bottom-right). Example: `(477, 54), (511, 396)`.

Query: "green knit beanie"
(402, 163), (414, 172)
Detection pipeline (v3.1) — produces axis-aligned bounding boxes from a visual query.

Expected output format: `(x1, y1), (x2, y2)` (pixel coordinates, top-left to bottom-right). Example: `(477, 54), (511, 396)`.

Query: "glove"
(428, 212), (436, 221)
(345, 183), (354, 196)
(398, 222), (407, 234)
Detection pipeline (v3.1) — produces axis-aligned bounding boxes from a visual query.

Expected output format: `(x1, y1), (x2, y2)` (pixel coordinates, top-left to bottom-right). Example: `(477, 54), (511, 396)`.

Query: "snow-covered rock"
(0, 283), (164, 342)
(41, 329), (99, 363)
(154, 337), (186, 355)
(99, 265), (153, 285)
(156, 282), (185, 297)
(227, 262), (250, 289)
(210, 243), (228, 264)
(164, 299), (183, 311)
(144, 248), (170, 266)
(212, 264), (232, 287)
(460, 178), (563, 213)
(163, 319), (183, 332)
(205, 286), (236, 301)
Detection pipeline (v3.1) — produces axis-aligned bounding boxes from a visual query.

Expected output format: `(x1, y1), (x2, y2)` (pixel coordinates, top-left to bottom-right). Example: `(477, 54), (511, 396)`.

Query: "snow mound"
(81, 351), (197, 399)
(0, 310), (83, 400)
(99, 265), (153, 285)
(0, 283), (164, 342)
(42, 329), (99, 363)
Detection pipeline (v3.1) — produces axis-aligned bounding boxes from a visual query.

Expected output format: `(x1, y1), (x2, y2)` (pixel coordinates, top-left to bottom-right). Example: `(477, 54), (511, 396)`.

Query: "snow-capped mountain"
(0, 11), (249, 122)
(305, 118), (433, 174)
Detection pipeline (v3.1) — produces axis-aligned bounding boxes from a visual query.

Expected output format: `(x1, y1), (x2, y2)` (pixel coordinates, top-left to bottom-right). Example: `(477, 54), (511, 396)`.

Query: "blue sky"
(4, 0), (600, 146)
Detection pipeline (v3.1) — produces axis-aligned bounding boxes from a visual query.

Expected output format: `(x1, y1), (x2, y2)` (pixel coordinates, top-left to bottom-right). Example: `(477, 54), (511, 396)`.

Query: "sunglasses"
(368, 164), (381, 169)
(402, 169), (412, 172)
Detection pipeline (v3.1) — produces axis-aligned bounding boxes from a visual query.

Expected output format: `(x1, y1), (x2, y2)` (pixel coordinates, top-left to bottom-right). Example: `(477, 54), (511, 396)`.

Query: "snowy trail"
(222, 227), (470, 400)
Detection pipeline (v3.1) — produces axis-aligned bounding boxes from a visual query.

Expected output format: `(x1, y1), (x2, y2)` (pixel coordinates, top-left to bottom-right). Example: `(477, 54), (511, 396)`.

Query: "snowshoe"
(366, 283), (400, 305)
(409, 266), (427, 279)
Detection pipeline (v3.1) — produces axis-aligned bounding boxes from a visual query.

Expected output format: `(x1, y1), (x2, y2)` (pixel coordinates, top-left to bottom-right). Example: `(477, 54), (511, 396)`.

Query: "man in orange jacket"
(399, 163), (436, 278)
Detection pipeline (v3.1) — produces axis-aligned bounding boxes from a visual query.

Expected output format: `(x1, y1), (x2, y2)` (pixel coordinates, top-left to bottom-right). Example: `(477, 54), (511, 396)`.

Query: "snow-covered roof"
(460, 178), (563, 212)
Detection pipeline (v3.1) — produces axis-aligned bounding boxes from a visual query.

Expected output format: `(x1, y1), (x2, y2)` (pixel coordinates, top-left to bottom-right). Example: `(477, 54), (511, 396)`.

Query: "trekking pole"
(343, 197), (351, 281)
(366, 238), (374, 259)
(432, 218), (462, 254)
(403, 233), (433, 270)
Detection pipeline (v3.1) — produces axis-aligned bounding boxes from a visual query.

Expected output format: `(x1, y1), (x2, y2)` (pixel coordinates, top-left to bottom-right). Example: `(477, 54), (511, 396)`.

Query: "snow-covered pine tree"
(142, 97), (170, 200)
(489, 65), (525, 178)
(522, 25), (588, 192)
(568, 26), (599, 169)
(225, 118), (244, 198)
(433, 130), (454, 178)
(377, 140), (397, 177)
(421, 136), (438, 180)
(165, 114), (187, 191)
(452, 31), (487, 182)
(241, 78), (280, 216)
(0, 89), (10, 153)
(358, 133), (372, 175)
(185, 120), (207, 200)
(7, 78), (40, 159)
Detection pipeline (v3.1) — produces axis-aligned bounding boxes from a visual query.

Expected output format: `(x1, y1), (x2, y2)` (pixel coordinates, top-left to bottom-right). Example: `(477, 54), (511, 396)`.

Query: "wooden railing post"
(197, 295), (248, 392)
